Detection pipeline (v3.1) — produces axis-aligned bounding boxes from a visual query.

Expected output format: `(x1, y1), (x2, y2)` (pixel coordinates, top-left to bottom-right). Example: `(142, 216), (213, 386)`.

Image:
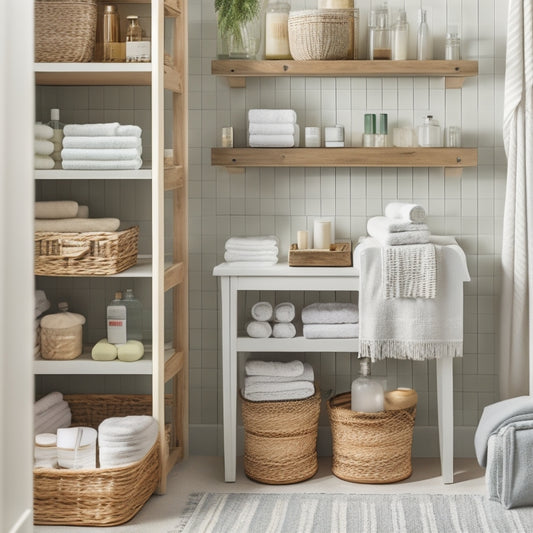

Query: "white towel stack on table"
(34, 391), (72, 435)
(61, 123), (143, 170)
(34, 124), (55, 169)
(243, 359), (315, 401)
(302, 302), (359, 339)
(224, 235), (279, 266)
(245, 301), (297, 338)
(34, 289), (50, 358)
(98, 415), (158, 467)
(248, 109), (300, 147)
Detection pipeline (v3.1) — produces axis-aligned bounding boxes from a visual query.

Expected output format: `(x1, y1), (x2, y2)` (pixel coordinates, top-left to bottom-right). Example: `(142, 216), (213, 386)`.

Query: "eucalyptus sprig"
(215, 0), (261, 42)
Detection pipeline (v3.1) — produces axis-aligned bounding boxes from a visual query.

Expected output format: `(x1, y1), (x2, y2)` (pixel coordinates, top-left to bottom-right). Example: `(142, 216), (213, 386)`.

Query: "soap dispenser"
(351, 357), (384, 413)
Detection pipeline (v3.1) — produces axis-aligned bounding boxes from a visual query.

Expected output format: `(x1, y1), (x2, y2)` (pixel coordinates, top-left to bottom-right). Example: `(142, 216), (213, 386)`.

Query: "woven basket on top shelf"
(327, 392), (416, 484)
(34, 226), (139, 276)
(35, 0), (97, 62)
(33, 394), (170, 527)
(241, 385), (321, 484)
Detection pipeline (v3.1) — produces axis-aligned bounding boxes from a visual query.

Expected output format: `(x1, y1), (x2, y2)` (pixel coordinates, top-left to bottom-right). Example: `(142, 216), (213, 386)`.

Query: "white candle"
(313, 221), (331, 250)
(265, 12), (291, 59)
(297, 230), (309, 250)
(318, 0), (354, 8)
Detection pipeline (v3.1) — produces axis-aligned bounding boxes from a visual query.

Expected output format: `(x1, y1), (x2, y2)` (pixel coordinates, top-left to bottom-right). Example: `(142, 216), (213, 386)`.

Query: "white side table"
(213, 262), (455, 483)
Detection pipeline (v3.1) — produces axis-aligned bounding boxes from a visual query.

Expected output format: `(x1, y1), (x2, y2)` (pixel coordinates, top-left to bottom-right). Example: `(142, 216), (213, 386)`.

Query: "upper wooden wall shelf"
(212, 59), (478, 88)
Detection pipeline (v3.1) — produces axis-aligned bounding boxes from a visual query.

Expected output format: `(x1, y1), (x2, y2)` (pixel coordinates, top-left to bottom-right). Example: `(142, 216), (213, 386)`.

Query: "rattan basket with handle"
(327, 391), (416, 483)
(241, 385), (321, 484)
(35, 0), (97, 62)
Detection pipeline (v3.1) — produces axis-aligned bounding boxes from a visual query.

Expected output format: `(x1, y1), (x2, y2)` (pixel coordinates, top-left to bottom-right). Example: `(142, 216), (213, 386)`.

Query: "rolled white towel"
(35, 155), (55, 169)
(272, 322), (296, 338)
(245, 362), (314, 384)
(35, 123), (54, 140)
(34, 391), (63, 416)
(303, 323), (359, 339)
(367, 216), (429, 233)
(245, 359), (304, 377)
(35, 139), (54, 156)
(248, 123), (299, 135)
(274, 302), (295, 323)
(63, 122), (120, 137)
(248, 109), (297, 124)
(251, 301), (273, 321)
(61, 158), (142, 170)
(35, 200), (79, 219)
(242, 380), (314, 402)
(302, 302), (359, 324)
(225, 235), (279, 249)
(384, 202), (426, 223)
(246, 321), (272, 338)
(61, 147), (141, 161)
(62, 135), (142, 149)
(34, 217), (121, 232)
(367, 219), (431, 246)
(224, 251), (278, 263)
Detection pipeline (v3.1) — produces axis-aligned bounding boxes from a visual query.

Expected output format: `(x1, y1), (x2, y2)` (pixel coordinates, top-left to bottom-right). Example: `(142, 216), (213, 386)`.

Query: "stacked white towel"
(245, 301), (297, 338)
(34, 123), (55, 169)
(302, 302), (359, 339)
(248, 109), (300, 148)
(34, 391), (72, 435)
(243, 360), (315, 401)
(224, 235), (279, 266)
(98, 415), (158, 467)
(61, 123), (143, 170)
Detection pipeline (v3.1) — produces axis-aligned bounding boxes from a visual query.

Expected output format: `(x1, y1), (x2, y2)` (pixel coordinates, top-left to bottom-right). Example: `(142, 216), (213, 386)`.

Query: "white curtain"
(500, 0), (533, 399)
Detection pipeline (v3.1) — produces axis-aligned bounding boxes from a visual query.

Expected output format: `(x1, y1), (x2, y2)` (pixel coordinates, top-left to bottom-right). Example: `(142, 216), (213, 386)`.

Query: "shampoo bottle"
(47, 108), (64, 169)
(351, 357), (384, 413)
(107, 291), (127, 344)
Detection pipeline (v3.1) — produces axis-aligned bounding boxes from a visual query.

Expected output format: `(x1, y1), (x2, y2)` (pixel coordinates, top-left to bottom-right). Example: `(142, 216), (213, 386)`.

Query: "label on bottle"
(107, 304), (127, 344)
(126, 41), (151, 62)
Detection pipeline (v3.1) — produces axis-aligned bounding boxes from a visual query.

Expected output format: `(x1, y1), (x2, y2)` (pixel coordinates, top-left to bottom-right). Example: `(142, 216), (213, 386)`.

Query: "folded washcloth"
(246, 321), (272, 338)
(272, 322), (296, 338)
(242, 379), (314, 402)
(61, 158), (142, 170)
(225, 235), (279, 249)
(63, 122), (120, 137)
(35, 200), (79, 219)
(62, 136), (142, 149)
(35, 139), (54, 156)
(61, 147), (142, 161)
(367, 216), (429, 233)
(77, 205), (89, 218)
(224, 251), (278, 263)
(274, 302), (295, 323)
(384, 202), (426, 223)
(251, 301), (273, 321)
(34, 391), (63, 416)
(301, 302), (359, 324)
(367, 218), (431, 246)
(249, 127), (300, 148)
(245, 362), (314, 384)
(303, 323), (359, 339)
(35, 155), (54, 169)
(35, 289), (50, 318)
(34, 217), (121, 232)
(245, 359), (304, 377)
(248, 123), (299, 135)
(248, 109), (297, 124)
(35, 123), (54, 140)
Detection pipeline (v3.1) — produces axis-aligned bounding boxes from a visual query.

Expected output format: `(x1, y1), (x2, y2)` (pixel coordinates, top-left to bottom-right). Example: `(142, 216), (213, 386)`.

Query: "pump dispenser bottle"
(351, 357), (384, 413)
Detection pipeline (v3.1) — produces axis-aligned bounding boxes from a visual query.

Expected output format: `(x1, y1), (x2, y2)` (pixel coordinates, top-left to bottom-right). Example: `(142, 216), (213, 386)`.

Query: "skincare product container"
(369, 4), (391, 60)
(445, 126), (461, 147)
(351, 357), (384, 413)
(325, 125), (345, 147)
(221, 127), (233, 148)
(126, 15), (150, 62)
(418, 115), (442, 147)
(305, 127), (321, 147)
(107, 291), (127, 345)
(392, 127), (415, 147)
(445, 27), (461, 60)
(363, 113), (376, 147)
(264, 1), (291, 59)
(417, 9), (432, 60)
(375, 113), (388, 147)
(392, 9), (408, 60)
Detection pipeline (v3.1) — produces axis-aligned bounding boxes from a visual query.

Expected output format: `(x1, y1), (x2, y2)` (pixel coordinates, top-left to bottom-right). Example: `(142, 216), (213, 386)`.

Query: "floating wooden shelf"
(212, 59), (478, 88)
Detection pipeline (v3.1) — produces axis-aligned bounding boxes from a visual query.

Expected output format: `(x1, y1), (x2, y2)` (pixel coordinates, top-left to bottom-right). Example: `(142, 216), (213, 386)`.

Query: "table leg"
(436, 357), (454, 483)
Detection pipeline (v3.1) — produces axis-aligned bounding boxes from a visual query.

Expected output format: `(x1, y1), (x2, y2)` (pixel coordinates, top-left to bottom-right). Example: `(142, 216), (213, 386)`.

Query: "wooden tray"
(288, 242), (352, 267)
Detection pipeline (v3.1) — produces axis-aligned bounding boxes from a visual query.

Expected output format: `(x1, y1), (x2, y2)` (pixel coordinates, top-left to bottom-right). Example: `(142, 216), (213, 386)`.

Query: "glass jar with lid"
(418, 115), (442, 147)
(445, 27), (461, 60)
(126, 15), (151, 62)
(265, 1), (291, 59)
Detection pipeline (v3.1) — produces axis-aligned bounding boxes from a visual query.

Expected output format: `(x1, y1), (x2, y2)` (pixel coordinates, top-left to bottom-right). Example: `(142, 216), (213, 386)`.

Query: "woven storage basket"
(327, 391), (416, 484)
(33, 394), (165, 526)
(34, 226), (139, 276)
(288, 10), (356, 60)
(241, 385), (321, 484)
(35, 0), (97, 62)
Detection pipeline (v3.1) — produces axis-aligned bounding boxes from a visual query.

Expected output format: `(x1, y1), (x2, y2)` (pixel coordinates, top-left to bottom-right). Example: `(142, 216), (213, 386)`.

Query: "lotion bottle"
(351, 357), (384, 413)
(417, 9), (432, 60)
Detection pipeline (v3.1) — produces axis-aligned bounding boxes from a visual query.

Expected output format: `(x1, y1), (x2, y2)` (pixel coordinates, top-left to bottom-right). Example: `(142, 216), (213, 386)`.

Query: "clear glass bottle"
(122, 288), (143, 341)
(417, 9), (432, 60)
(47, 108), (64, 169)
(418, 115), (442, 147)
(392, 9), (408, 60)
(351, 357), (384, 413)
(103, 4), (122, 62)
(264, 1), (291, 60)
(126, 15), (150, 62)
(445, 27), (461, 60)
(369, 4), (391, 60)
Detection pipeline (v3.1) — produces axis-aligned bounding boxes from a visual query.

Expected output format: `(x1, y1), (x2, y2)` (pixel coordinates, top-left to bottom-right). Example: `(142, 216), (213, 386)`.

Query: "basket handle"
(56, 239), (91, 259)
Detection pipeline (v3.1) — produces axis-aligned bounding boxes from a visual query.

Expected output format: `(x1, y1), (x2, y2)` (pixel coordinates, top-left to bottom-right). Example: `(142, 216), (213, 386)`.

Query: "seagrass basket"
(33, 394), (165, 526)
(35, 0), (97, 62)
(34, 226), (139, 276)
(327, 391), (416, 483)
(241, 385), (321, 484)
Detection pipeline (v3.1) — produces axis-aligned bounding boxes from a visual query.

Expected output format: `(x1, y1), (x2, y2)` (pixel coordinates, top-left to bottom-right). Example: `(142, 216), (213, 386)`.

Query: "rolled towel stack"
(224, 235), (279, 266)
(245, 301), (297, 338)
(98, 415), (158, 467)
(34, 123), (55, 169)
(34, 289), (50, 358)
(272, 302), (296, 338)
(302, 302), (359, 339)
(243, 359), (315, 401)
(61, 122), (143, 170)
(248, 109), (300, 148)
(34, 391), (72, 435)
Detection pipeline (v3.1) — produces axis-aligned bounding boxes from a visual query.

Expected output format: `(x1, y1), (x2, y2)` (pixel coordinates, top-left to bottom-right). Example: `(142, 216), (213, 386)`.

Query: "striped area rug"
(172, 492), (533, 533)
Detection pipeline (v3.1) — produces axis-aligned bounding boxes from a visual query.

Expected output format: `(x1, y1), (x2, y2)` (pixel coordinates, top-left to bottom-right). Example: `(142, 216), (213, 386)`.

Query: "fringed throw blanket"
(354, 237), (470, 361)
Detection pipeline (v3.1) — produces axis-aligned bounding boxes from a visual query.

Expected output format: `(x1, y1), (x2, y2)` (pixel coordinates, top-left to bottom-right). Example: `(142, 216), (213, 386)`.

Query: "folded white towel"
(242, 380), (314, 402)
(248, 109), (297, 124)
(251, 301), (273, 321)
(35, 200), (79, 219)
(62, 136), (142, 149)
(272, 322), (296, 338)
(222, 260), (279, 267)
(35, 289), (50, 318)
(303, 323), (359, 339)
(35, 155), (54, 169)
(98, 415), (157, 440)
(63, 122), (120, 137)
(226, 244), (279, 254)
(274, 302), (295, 323)
(117, 125), (142, 137)
(245, 359), (304, 377)
(34, 402), (72, 435)
(61, 158), (142, 170)
(246, 321), (272, 338)
(34, 391), (63, 416)
(35, 123), (54, 140)
(34, 217), (121, 232)
(225, 235), (279, 249)
(367, 220), (431, 246)
(224, 251), (278, 263)
(245, 362), (314, 384)
(248, 123), (299, 135)
(249, 125), (300, 148)
(35, 139), (54, 156)
(367, 216), (429, 233)
(384, 202), (426, 223)
(61, 147), (141, 161)
(301, 302), (359, 324)
(77, 205), (89, 218)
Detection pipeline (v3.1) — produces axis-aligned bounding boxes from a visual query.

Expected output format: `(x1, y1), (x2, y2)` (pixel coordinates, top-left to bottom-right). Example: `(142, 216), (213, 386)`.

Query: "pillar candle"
(318, 0), (354, 8)
(265, 11), (291, 59)
(297, 230), (309, 250)
(313, 221), (331, 249)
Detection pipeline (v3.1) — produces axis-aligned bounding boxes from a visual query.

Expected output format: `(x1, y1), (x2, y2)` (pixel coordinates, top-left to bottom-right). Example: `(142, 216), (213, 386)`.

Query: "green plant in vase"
(215, 0), (262, 59)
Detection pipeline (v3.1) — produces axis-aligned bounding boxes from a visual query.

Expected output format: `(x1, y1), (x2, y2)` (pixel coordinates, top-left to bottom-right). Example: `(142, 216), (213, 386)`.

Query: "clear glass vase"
(228, 17), (261, 59)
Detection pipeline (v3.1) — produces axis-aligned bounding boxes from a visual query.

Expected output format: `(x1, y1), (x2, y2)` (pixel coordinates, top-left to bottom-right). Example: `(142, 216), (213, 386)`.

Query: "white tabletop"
(213, 261), (359, 277)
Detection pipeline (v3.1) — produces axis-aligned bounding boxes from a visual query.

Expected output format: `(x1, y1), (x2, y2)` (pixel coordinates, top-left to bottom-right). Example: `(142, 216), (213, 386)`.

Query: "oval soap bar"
(384, 388), (418, 410)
